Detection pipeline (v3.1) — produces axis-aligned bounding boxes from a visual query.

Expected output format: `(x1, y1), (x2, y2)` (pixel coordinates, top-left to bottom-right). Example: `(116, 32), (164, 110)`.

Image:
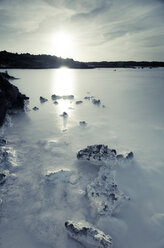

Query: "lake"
(0, 67), (164, 248)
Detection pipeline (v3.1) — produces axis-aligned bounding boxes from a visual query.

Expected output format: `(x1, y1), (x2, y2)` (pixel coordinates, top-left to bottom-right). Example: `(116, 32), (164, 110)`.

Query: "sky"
(0, 0), (164, 61)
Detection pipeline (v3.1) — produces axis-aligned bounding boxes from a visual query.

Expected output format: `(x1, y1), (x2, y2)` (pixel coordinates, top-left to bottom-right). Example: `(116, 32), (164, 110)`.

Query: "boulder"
(77, 145), (116, 165)
(0, 72), (29, 126)
(76, 101), (83, 104)
(60, 112), (68, 117)
(40, 96), (48, 103)
(65, 220), (112, 248)
(92, 99), (101, 105)
(79, 121), (87, 126)
(33, 106), (39, 111)
(87, 165), (129, 215)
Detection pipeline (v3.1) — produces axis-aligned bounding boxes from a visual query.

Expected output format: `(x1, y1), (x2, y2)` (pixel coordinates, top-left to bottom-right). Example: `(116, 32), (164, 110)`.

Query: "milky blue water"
(0, 67), (164, 248)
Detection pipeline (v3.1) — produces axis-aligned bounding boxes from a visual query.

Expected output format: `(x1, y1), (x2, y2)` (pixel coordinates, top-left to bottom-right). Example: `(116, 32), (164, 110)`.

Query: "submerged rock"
(0, 72), (29, 126)
(40, 96), (48, 103)
(76, 100), (83, 104)
(33, 106), (39, 111)
(87, 166), (129, 215)
(51, 94), (74, 100)
(79, 121), (87, 126)
(51, 94), (62, 100)
(92, 99), (101, 105)
(77, 145), (117, 165)
(60, 112), (68, 117)
(65, 220), (112, 248)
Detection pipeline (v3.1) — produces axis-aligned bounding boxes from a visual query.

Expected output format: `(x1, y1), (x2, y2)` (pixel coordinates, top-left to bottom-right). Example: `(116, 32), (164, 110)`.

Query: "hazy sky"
(0, 0), (164, 61)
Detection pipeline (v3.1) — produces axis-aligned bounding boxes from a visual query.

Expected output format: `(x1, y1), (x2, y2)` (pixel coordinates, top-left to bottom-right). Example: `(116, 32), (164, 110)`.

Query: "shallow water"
(0, 67), (164, 248)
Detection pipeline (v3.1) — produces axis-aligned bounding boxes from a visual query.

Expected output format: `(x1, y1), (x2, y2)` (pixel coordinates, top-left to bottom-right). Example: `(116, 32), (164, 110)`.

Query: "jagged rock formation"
(77, 145), (117, 165)
(87, 165), (130, 215)
(0, 72), (29, 126)
(65, 220), (112, 248)
(77, 144), (133, 165)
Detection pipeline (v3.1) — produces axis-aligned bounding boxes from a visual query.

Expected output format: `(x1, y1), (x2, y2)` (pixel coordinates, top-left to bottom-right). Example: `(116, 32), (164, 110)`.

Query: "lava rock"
(79, 121), (87, 126)
(77, 145), (117, 165)
(92, 99), (101, 105)
(40, 96), (48, 103)
(33, 106), (39, 111)
(0, 173), (6, 184)
(76, 101), (83, 104)
(0, 72), (29, 126)
(60, 112), (68, 117)
(0, 138), (6, 146)
(87, 165), (129, 215)
(65, 220), (112, 248)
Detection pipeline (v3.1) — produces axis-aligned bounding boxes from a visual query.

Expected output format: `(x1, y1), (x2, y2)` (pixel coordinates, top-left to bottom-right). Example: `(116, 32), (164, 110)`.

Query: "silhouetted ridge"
(0, 51), (164, 69)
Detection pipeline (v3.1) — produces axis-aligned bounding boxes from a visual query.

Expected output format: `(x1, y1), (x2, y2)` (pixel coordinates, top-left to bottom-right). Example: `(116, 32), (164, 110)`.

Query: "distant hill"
(0, 51), (164, 69)
(0, 51), (90, 69)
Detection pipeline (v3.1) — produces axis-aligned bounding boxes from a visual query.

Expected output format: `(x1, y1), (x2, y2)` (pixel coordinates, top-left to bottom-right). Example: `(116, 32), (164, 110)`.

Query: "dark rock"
(76, 100), (83, 104)
(126, 152), (134, 160)
(0, 72), (29, 126)
(79, 121), (87, 126)
(33, 106), (39, 111)
(53, 101), (58, 104)
(0, 173), (6, 184)
(51, 94), (62, 100)
(116, 154), (124, 160)
(92, 99), (101, 105)
(40, 96), (48, 103)
(0, 138), (6, 146)
(60, 112), (68, 117)
(51, 94), (74, 100)
(77, 144), (116, 164)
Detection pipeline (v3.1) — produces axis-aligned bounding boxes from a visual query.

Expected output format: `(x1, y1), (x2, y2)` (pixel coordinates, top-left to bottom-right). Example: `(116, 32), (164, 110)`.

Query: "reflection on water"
(51, 67), (75, 95)
(51, 67), (75, 129)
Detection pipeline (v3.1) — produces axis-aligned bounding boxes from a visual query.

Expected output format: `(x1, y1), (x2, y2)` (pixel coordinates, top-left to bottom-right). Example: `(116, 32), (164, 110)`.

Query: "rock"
(51, 94), (74, 100)
(87, 165), (129, 215)
(92, 99), (101, 105)
(62, 95), (74, 100)
(84, 96), (94, 100)
(77, 145), (117, 165)
(0, 72), (29, 126)
(33, 106), (39, 111)
(60, 112), (68, 117)
(102, 105), (106, 108)
(65, 220), (112, 248)
(76, 101), (83, 104)
(40, 96), (48, 103)
(51, 94), (62, 100)
(53, 101), (58, 104)
(126, 151), (134, 160)
(79, 121), (87, 126)
(0, 138), (6, 146)
(116, 152), (134, 161)
(0, 173), (6, 184)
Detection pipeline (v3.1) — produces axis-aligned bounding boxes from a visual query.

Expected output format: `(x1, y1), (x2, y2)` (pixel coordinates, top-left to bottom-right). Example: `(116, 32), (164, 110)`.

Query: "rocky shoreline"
(0, 72), (29, 126)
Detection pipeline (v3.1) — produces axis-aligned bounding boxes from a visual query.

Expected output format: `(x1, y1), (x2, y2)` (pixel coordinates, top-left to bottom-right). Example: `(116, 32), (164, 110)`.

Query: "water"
(0, 67), (164, 248)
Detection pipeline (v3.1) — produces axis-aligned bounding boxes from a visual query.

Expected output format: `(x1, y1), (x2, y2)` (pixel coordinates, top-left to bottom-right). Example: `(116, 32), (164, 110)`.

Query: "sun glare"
(52, 32), (74, 58)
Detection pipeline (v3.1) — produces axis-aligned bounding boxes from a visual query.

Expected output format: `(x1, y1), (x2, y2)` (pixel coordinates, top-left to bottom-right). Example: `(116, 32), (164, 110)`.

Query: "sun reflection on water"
(51, 67), (75, 129)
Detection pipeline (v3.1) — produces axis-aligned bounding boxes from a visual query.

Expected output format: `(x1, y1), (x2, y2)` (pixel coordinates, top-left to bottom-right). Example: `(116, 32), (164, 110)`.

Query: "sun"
(52, 31), (74, 58)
